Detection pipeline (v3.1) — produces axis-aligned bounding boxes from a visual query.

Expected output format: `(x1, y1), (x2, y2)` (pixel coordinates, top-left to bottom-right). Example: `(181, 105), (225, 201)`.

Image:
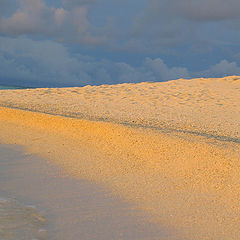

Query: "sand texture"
(0, 76), (239, 139)
(0, 76), (240, 239)
(1, 144), (174, 240)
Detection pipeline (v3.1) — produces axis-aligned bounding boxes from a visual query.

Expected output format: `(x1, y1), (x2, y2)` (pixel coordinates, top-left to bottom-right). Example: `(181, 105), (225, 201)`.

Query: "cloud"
(0, 0), (106, 45)
(0, 0), (11, 14)
(0, 0), (52, 35)
(0, 37), (239, 88)
(176, 0), (240, 22)
(62, 0), (97, 9)
(137, 0), (240, 23)
(203, 60), (240, 77)
(0, 37), (92, 86)
(128, 0), (240, 53)
(1, 0), (240, 56)
(142, 58), (189, 81)
(0, 37), (191, 87)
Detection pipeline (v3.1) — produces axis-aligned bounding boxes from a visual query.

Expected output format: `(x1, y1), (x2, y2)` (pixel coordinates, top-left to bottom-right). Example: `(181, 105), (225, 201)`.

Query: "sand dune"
(0, 76), (240, 239)
(0, 76), (239, 139)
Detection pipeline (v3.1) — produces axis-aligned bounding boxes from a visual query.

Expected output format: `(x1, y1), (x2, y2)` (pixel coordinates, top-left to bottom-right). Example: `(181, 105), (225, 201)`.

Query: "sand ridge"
(0, 76), (239, 139)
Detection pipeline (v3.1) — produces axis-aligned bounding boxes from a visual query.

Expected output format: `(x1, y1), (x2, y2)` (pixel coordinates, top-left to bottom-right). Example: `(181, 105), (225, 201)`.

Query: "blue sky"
(0, 0), (240, 87)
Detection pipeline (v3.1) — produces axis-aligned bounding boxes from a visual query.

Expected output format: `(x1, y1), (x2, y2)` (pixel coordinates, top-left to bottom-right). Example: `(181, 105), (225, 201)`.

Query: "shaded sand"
(0, 144), (176, 240)
(0, 76), (239, 139)
(0, 198), (47, 240)
(0, 76), (240, 239)
(0, 107), (239, 239)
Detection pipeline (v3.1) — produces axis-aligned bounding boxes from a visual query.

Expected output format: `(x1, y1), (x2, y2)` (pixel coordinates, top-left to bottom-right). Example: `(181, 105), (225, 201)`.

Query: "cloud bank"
(0, 37), (239, 87)
(0, 0), (107, 45)
(1, 0), (240, 52)
(0, 1), (240, 86)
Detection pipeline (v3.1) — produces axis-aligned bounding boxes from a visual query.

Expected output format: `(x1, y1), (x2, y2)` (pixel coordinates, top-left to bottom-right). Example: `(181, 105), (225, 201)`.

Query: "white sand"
(0, 76), (239, 239)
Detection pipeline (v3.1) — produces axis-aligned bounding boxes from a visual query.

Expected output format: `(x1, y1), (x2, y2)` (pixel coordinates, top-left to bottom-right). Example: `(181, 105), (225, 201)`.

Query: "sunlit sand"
(0, 76), (239, 239)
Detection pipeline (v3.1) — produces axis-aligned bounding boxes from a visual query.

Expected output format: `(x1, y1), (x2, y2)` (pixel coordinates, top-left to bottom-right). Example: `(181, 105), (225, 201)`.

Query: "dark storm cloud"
(138, 0), (240, 23)
(1, 0), (240, 52)
(0, 0), (16, 16)
(0, 0), (8, 11)
(62, 0), (97, 9)
(0, 37), (191, 87)
(1, 37), (239, 87)
(0, 0), (239, 87)
(177, 0), (240, 22)
(127, 0), (240, 55)
(0, 0), (55, 35)
(0, 0), (107, 45)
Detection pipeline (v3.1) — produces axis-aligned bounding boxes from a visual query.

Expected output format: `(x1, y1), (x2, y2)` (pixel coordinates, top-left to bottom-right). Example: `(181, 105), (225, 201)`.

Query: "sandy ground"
(1, 144), (174, 240)
(0, 76), (240, 239)
(0, 76), (239, 139)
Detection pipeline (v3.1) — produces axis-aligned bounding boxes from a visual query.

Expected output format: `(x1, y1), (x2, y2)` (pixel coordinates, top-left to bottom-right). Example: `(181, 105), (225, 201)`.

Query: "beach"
(1, 144), (170, 240)
(0, 76), (240, 239)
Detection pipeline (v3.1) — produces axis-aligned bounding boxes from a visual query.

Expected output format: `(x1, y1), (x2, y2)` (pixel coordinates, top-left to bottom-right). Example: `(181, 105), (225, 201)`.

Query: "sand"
(0, 76), (239, 139)
(1, 144), (174, 240)
(0, 76), (239, 239)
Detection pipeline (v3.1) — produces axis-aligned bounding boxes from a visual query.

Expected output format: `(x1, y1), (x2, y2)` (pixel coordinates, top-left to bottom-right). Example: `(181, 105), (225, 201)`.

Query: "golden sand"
(0, 76), (239, 139)
(0, 76), (240, 239)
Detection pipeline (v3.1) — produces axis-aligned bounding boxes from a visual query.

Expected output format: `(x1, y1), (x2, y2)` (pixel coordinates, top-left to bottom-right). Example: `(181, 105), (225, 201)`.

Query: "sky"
(0, 0), (240, 87)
